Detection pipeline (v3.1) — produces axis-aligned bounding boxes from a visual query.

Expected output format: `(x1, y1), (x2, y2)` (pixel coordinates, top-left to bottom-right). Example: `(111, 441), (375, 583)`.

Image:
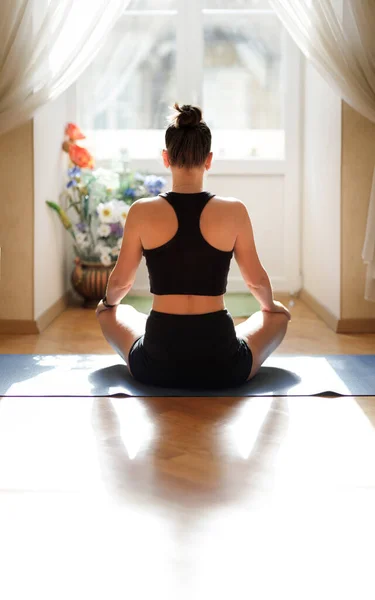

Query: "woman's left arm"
(96, 201), (143, 315)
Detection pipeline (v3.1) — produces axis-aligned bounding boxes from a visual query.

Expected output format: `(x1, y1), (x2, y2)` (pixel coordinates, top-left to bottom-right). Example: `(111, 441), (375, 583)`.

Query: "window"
(76, 0), (287, 162)
(203, 7), (283, 159)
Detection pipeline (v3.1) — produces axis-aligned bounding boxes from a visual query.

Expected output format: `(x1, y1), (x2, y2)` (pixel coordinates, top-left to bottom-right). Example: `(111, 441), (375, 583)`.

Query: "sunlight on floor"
(228, 398), (274, 459)
(107, 398), (155, 460)
(3, 354), (121, 397)
(0, 392), (374, 599)
(274, 396), (375, 493)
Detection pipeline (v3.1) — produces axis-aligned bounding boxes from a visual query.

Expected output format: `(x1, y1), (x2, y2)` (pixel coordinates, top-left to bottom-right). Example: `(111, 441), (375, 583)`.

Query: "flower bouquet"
(47, 123), (166, 305)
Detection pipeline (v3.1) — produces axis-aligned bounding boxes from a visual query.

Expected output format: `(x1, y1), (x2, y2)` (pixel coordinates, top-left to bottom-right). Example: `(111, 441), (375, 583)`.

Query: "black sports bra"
(142, 191), (233, 296)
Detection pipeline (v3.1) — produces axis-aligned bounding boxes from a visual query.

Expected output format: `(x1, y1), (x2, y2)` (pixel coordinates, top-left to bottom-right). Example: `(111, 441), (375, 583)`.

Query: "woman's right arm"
(233, 200), (291, 319)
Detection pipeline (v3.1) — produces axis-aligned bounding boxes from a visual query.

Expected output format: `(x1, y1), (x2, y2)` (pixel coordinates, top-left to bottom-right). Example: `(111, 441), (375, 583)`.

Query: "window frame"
(68, 0), (301, 176)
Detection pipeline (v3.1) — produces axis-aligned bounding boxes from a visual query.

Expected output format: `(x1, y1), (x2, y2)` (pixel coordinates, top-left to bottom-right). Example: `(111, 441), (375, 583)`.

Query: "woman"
(96, 103), (291, 389)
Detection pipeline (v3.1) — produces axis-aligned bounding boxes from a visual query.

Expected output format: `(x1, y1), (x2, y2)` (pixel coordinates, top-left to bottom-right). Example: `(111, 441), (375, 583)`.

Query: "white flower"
(110, 199), (128, 226)
(97, 201), (119, 224)
(119, 207), (128, 227)
(76, 232), (86, 245)
(99, 246), (112, 256)
(89, 182), (107, 204)
(100, 253), (113, 266)
(97, 223), (111, 237)
(95, 242), (105, 253)
(75, 232), (90, 248)
(111, 247), (120, 257)
(92, 168), (120, 191)
(117, 237), (123, 249)
(99, 244), (113, 266)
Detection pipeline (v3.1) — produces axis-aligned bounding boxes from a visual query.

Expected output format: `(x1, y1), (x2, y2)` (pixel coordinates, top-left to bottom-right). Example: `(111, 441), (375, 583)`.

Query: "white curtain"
(0, 0), (128, 137)
(269, 0), (375, 301)
(77, 14), (169, 124)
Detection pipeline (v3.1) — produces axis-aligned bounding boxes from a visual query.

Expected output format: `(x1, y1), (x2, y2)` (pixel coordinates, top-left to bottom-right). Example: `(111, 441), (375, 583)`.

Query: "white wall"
(302, 59), (342, 318)
(33, 90), (72, 319)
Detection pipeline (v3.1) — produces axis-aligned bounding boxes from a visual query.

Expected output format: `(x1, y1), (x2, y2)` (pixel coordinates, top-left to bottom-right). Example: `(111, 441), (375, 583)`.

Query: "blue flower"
(68, 166), (81, 178)
(76, 222), (87, 233)
(123, 187), (136, 198)
(144, 175), (166, 196)
(66, 179), (77, 188)
(110, 223), (123, 237)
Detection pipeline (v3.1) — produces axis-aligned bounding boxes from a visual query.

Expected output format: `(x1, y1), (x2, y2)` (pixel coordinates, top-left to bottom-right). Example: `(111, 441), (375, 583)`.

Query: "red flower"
(62, 140), (71, 153)
(68, 144), (94, 169)
(65, 123), (85, 141)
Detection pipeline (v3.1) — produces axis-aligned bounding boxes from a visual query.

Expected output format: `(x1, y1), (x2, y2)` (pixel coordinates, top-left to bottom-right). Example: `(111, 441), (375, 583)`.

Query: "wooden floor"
(1, 299), (375, 599)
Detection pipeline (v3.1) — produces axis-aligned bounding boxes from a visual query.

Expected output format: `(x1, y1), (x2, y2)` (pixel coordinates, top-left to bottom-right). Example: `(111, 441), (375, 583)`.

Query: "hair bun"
(171, 102), (202, 128)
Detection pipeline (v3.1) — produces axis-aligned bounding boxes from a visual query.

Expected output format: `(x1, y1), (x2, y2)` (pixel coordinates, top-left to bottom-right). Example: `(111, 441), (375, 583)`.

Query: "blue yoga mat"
(0, 354), (374, 397)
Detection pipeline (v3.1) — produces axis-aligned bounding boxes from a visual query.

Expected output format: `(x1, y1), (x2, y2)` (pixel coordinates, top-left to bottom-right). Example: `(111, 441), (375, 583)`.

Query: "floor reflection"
(0, 395), (375, 599)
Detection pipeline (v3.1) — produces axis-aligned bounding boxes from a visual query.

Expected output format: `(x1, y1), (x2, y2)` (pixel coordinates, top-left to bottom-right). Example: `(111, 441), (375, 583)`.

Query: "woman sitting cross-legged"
(96, 102), (291, 389)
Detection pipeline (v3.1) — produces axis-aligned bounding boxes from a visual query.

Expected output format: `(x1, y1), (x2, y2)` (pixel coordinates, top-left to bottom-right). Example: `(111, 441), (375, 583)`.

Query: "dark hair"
(165, 102), (212, 168)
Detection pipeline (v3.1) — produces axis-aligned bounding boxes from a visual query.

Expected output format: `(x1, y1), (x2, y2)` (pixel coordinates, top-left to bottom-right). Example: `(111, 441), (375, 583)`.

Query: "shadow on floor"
(88, 364), (302, 397)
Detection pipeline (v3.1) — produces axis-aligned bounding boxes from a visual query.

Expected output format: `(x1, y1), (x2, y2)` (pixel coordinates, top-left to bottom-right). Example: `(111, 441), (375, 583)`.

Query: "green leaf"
(46, 200), (73, 230)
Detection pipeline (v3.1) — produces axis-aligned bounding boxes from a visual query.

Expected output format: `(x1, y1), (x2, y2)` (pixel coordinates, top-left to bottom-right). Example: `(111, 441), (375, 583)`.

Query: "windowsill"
(83, 130), (286, 175)
(97, 157), (286, 176)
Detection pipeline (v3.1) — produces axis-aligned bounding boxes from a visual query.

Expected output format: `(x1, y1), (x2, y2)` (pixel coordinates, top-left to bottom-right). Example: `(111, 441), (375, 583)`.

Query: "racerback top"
(142, 191), (234, 296)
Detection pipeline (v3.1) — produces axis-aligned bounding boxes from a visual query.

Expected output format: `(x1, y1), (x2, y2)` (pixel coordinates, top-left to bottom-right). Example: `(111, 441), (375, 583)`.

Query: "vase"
(71, 257), (116, 308)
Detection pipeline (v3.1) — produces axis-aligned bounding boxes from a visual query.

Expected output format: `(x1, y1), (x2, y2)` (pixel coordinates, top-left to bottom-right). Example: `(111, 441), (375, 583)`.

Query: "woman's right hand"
(262, 300), (292, 320)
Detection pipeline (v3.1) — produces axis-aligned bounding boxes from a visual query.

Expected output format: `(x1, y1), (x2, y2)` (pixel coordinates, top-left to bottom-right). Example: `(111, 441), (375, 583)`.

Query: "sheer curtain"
(269, 0), (375, 301)
(77, 15), (169, 124)
(0, 0), (128, 136)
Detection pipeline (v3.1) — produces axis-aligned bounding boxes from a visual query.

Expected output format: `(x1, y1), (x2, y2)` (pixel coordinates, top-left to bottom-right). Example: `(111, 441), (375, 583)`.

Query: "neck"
(170, 168), (205, 193)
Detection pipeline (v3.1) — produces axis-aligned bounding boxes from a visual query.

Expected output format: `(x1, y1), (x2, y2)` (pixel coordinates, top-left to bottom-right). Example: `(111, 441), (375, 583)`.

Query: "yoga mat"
(0, 354), (374, 397)
(122, 293), (260, 318)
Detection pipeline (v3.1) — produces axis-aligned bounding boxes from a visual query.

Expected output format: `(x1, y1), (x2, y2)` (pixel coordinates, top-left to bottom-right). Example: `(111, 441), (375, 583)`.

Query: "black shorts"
(128, 309), (253, 389)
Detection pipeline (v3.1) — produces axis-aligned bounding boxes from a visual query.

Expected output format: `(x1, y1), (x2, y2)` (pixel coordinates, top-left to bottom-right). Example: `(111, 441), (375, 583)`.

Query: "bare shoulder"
(128, 196), (161, 217)
(136, 194), (239, 205)
(130, 197), (165, 238)
(133, 195), (164, 212)
(212, 195), (245, 222)
(213, 194), (242, 208)
(135, 195), (161, 204)
(130, 196), (159, 208)
(135, 194), (243, 218)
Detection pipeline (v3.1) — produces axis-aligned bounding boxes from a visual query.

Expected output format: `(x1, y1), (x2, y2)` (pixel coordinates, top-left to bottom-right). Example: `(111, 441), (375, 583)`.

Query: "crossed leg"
(96, 305), (148, 376)
(235, 310), (290, 381)
(97, 305), (290, 383)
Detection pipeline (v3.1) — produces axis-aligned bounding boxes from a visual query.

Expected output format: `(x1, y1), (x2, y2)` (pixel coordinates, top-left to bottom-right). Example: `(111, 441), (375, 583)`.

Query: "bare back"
(139, 194), (240, 314)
